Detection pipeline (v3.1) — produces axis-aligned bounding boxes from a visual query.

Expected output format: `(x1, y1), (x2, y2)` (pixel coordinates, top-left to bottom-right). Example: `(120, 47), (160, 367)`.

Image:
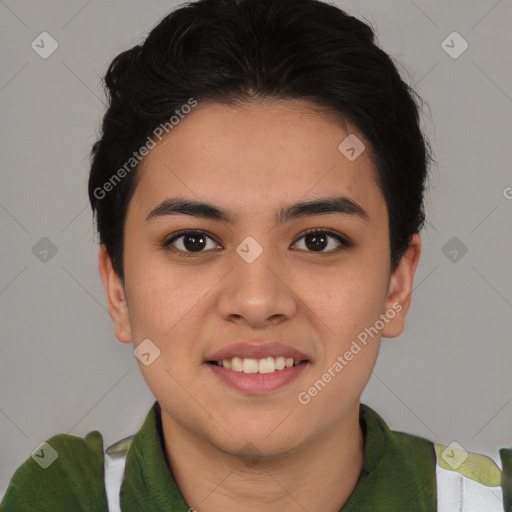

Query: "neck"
(161, 406), (365, 512)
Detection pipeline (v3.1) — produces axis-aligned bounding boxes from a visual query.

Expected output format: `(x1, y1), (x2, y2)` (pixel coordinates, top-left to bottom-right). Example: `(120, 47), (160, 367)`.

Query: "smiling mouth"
(207, 356), (309, 373)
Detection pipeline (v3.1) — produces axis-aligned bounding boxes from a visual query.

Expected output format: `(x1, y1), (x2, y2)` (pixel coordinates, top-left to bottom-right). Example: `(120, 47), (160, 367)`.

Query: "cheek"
(125, 264), (212, 395)
(124, 254), (210, 343)
(298, 260), (388, 341)
(293, 266), (386, 412)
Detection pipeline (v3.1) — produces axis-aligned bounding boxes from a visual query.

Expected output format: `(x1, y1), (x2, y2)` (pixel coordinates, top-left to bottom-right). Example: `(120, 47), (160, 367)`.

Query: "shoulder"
(0, 430), (108, 512)
(380, 417), (507, 511)
(433, 442), (505, 512)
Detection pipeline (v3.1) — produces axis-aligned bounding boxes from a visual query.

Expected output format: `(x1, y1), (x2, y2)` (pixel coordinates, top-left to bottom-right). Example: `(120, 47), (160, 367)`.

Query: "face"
(99, 99), (420, 459)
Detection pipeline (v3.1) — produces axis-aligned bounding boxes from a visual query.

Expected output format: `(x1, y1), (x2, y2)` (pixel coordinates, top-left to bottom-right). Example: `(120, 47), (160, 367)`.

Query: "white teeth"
(242, 358), (259, 374)
(216, 356), (304, 373)
(258, 357), (275, 374)
(231, 357), (243, 372)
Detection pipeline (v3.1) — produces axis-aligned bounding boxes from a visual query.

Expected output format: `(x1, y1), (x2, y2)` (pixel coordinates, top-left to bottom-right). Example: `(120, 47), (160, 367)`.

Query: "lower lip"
(206, 362), (309, 394)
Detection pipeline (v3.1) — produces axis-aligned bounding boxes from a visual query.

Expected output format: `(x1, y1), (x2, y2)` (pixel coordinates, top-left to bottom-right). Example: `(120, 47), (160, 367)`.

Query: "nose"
(217, 241), (298, 328)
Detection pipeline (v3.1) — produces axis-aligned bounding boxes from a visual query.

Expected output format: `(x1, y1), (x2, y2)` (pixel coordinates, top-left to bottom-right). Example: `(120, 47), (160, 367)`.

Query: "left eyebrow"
(145, 196), (369, 224)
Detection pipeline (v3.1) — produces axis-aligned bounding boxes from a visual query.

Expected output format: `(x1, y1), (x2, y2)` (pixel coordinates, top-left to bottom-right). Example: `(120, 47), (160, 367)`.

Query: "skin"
(99, 98), (421, 512)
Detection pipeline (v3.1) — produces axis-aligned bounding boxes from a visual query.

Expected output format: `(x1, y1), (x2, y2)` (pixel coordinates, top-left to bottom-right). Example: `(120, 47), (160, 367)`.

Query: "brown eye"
(292, 229), (352, 253)
(162, 230), (221, 255)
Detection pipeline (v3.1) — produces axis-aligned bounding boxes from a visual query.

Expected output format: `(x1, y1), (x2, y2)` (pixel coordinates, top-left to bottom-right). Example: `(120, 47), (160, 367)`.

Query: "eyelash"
(160, 228), (353, 257)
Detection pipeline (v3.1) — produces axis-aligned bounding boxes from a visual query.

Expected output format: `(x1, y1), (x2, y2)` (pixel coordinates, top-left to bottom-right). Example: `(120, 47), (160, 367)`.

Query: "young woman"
(2, 0), (510, 510)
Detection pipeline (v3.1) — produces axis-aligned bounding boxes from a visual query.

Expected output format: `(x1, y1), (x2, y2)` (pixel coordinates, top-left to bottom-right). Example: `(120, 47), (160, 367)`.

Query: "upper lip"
(206, 341), (310, 362)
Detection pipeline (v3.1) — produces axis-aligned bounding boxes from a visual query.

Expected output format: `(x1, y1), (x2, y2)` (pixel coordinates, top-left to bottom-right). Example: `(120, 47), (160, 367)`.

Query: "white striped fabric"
(436, 461), (504, 511)
(104, 451), (127, 512)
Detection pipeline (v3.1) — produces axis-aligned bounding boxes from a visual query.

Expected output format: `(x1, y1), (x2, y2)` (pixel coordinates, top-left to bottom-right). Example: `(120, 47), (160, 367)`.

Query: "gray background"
(1, 0), (511, 499)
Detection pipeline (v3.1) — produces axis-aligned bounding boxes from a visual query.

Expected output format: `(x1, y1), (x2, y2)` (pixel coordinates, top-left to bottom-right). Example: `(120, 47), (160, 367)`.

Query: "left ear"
(381, 233), (422, 338)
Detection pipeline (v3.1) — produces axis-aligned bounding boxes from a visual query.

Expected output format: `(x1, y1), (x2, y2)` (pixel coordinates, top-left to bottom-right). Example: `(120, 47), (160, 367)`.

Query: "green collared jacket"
(1, 402), (511, 511)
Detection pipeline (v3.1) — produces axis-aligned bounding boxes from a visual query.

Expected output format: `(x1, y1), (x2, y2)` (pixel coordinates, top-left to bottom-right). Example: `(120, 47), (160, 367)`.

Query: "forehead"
(129, 99), (386, 225)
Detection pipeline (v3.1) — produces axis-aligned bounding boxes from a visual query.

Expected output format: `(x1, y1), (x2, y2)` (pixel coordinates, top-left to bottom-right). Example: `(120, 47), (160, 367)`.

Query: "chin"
(220, 437), (303, 464)
(208, 421), (309, 461)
